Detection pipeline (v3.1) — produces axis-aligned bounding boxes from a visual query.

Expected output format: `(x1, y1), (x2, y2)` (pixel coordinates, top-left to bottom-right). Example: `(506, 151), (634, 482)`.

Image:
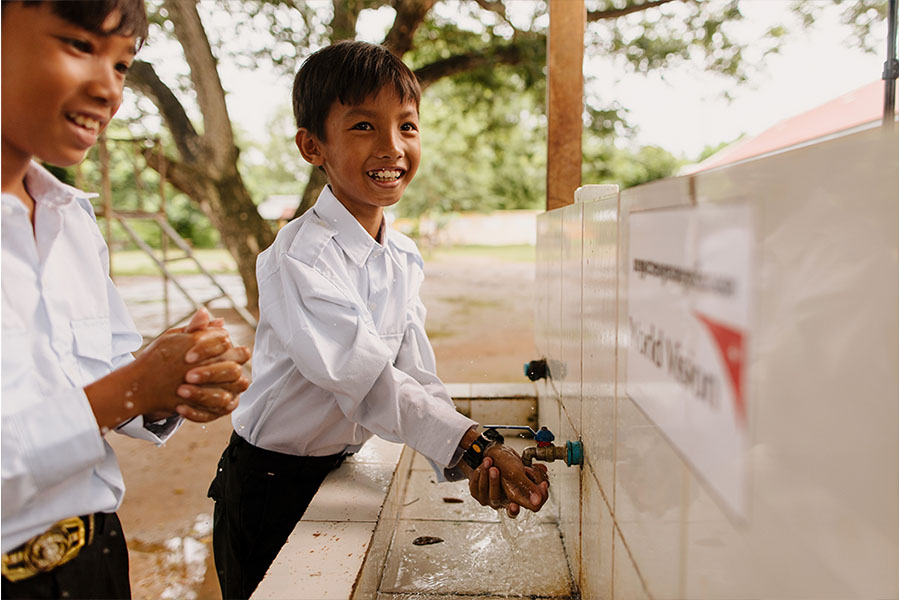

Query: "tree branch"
(414, 40), (533, 89)
(165, 0), (236, 172)
(587, 0), (681, 21)
(126, 60), (201, 163)
(472, 0), (518, 30)
(383, 0), (437, 56)
(331, 0), (363, 41)
(140, 146), (207, 200)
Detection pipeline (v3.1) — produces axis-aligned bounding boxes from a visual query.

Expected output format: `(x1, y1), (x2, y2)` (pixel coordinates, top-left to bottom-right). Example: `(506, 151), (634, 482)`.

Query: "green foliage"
(583, 137), (684, 190)
(790, 0), (889, 53)
(238, 104), (311, 200)
(695, 136), (742, 163)
(131, 0), (890, 228)
(73, 125), (221, 250)
(587, 0), (767, 84)
(400, 76), (546, 218)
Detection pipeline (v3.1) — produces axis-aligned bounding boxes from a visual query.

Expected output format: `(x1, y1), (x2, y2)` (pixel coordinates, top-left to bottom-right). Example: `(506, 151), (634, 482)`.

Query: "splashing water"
(496, 507), (538, 549)
(160, 534), (208, 600)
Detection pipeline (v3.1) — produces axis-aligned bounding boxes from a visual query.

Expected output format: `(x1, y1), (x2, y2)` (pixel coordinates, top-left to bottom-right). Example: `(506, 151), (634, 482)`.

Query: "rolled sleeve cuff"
(421, 412), (477, 483)
(117, 414), (183, 445)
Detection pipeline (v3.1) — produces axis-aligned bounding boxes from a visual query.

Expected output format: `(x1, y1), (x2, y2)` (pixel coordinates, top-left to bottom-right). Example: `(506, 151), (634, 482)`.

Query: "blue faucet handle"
(534, 427), (555, 444)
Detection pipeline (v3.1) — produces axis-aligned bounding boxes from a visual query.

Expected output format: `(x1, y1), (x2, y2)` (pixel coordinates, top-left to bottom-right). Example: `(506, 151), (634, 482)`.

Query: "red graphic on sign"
(693, 312), (746, 426)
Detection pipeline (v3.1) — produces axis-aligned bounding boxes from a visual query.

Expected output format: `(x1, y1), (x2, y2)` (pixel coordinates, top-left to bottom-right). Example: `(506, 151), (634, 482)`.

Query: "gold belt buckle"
(1, 515), (92, 582)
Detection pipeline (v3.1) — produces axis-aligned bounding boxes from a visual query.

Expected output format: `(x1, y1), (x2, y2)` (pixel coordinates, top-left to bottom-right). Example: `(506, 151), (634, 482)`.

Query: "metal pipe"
(884, 0), (898, 124)
(521, 445), (568, 468)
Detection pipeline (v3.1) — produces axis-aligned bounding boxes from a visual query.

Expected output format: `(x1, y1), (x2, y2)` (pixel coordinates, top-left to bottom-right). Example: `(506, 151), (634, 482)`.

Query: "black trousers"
(1, 512), (131, 600)
(208, 431), (345, 600)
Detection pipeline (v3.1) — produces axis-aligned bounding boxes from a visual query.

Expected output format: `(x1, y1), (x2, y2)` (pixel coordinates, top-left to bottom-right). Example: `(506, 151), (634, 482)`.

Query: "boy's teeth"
(68, 113), (101, 132)
(368, 169), (401, 181)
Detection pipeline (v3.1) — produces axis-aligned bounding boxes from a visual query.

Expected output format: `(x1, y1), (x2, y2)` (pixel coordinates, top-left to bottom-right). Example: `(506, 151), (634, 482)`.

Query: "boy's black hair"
(4, 0), (149, 47)
(292, 40), (421, 141)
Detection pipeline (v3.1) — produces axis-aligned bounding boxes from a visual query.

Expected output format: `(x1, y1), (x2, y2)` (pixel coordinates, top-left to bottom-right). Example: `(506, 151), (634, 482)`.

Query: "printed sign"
(627, 204), (753, 518)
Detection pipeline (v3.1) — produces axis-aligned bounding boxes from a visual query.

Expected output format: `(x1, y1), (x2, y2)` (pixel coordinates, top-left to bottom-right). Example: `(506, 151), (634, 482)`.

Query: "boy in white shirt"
(209, 40), (549, 599)
(1, 1), (250, 597)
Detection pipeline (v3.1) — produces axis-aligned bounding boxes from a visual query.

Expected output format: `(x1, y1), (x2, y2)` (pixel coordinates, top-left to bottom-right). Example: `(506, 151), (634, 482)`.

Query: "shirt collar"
(1, 161), (97, 213)
(312, 185), (388, 266)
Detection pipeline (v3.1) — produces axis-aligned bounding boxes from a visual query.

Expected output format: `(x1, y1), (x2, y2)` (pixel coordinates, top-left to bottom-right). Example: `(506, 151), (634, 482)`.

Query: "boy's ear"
(296, 128), (324, 167)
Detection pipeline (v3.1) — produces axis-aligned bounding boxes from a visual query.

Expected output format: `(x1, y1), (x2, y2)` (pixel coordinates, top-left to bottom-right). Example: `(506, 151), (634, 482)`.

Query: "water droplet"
(100, 426), (110, 435)
(124, 401), (134, 409)
(125, 390), (133, 398)
(103, 547), (110, 554)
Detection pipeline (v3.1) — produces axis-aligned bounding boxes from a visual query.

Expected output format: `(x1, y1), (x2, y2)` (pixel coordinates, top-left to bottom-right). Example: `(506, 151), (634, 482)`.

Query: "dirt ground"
(107, 253), (536, 599)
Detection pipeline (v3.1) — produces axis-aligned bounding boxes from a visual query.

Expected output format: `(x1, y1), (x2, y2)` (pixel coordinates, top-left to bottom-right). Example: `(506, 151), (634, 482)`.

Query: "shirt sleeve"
(387, 294), (476, 481)
(101, 234), (183, 443)
(1, 375), (106, 520)
(272, 255), (475, 469)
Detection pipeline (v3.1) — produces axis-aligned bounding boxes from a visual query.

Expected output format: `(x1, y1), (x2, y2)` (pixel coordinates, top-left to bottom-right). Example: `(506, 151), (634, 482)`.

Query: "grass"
(109, 248), (236, 276)
(109, 244), (535, 276)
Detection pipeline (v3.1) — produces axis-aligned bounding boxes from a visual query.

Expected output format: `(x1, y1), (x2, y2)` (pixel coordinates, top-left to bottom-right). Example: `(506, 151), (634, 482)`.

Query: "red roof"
(686, 80), (895, 173)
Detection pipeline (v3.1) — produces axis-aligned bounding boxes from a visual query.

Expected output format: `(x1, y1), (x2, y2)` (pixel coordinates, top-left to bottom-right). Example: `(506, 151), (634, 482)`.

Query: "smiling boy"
(1, 1), (250, 597)
(208, 40), (549, 599)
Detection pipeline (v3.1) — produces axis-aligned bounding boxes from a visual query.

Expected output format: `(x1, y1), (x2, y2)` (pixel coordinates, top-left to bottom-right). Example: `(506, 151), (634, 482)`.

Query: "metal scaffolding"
(84, 133), (257, 333)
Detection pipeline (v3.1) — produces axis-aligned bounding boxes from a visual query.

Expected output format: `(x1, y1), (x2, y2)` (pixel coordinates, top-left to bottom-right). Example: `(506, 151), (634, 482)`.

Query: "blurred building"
(682, 79), (898, 174)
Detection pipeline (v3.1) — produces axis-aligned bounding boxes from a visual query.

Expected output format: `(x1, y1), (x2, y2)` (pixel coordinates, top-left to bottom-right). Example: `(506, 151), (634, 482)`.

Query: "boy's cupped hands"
(468, 445), (550, 519)
(138, 308), (251, 423)
(85, 308), (250, 431)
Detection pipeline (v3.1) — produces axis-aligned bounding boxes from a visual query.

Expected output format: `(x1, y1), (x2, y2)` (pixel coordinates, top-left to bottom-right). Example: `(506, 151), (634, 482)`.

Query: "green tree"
(122, 0), (886, 309)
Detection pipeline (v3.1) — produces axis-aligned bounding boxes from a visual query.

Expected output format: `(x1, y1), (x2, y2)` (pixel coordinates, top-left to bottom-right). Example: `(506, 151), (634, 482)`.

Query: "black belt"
(1, 513), (105, 582)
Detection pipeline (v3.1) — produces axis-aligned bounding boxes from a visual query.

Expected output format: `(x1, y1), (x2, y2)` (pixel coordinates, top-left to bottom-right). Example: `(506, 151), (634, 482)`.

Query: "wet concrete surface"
(111, 255), (535, 599)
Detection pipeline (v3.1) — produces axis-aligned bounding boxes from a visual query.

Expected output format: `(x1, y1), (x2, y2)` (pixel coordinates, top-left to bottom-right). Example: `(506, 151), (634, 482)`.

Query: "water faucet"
(482, 425), (583, 468)
(523, 359), (548, 381)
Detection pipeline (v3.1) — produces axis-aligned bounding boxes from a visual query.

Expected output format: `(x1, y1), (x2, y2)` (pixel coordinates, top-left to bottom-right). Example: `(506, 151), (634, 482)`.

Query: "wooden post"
(156, 139), (171, 327)
(546, 0), (585, 211)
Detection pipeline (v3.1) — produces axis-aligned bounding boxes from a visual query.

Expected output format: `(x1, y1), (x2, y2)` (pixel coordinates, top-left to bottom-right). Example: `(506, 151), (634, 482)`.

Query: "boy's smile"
(1, 2), (136, 177)
(297, 88), (421, 238)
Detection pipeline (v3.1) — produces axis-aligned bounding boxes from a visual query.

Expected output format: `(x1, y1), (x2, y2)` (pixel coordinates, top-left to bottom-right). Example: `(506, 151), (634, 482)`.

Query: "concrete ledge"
(251, 385), (539, 599)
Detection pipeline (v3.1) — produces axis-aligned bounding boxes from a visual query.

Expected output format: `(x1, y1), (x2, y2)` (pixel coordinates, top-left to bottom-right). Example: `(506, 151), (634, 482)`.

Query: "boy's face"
(1, 2), (136, 168)
(297, 88), (421, 222)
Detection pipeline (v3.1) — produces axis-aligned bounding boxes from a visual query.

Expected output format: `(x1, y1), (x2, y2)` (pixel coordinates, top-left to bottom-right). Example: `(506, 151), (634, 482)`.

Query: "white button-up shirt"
(233, 187), (475, 474)
(1, 162), (179, 553)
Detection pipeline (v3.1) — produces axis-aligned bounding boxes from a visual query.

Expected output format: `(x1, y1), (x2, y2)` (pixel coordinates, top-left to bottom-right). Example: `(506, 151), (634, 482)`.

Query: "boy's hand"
(158, 309), (251, 423)
(175, 345), (251, 421)
(466, 446), (550, 516)
(468, 456), (520, 518)
(128, 326), (231, 417)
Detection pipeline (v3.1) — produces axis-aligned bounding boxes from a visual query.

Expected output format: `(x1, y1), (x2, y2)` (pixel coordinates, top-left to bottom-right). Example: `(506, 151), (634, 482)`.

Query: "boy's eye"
(115, 62), (132, 75)
(62, 37), (94, 53)
(400, 122), (418, 132)
(351, 122), (373, 131)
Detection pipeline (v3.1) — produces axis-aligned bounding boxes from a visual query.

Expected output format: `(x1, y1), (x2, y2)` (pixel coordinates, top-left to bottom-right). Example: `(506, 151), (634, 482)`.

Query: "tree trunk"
(126, 0), (277, 312)
(293, 168), (328, 220)
(208, 171), (272, 313)
(139, 147), (274, 311)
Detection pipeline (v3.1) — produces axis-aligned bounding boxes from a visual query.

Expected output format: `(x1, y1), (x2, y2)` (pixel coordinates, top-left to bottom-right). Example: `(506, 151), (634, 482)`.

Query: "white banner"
(626, 204), (753, 518)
